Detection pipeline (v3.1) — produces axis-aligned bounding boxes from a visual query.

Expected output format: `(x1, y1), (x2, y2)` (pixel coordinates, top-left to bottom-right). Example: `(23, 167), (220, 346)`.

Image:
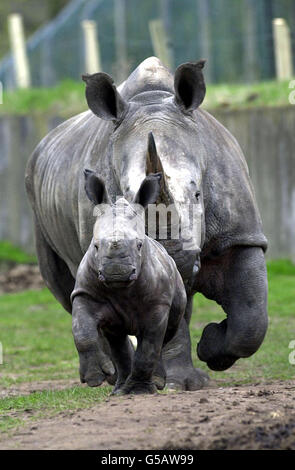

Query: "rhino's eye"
(195, 191), (201, 201)
(137, 241), (143, 250)
(94, 244), (99, 251)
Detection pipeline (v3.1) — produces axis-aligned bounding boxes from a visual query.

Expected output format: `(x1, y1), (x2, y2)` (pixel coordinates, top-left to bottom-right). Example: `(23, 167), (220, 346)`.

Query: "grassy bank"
(0, 241), (36, 265)
(0, 79), (293, 116)
(0, 259), (294, 433)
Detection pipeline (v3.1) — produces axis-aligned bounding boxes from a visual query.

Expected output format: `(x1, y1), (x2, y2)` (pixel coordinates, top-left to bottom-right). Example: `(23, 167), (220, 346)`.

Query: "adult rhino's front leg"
(162, 297), (209, 391)
(197, 246), (268, 371)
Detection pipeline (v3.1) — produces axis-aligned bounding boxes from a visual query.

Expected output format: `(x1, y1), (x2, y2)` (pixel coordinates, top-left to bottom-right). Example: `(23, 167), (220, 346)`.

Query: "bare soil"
(0, 264), (44, 294)
(0, 380), (294, 450)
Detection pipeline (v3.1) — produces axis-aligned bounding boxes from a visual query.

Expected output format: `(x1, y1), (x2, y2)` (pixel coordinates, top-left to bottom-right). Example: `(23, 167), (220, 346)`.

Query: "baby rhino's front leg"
(72, 296), (115, 386)
(115, 306), (169, 395)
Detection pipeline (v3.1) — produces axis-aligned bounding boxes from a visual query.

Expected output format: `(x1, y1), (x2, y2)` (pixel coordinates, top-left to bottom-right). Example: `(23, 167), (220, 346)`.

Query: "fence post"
(8, 14), (31, 89)
(114, 0), (129, 83)
(272, 18), (293, 81)
(160, 0), (174, 70)
(82, 20), (101, 74)
(149, 19), (172, 70)
(197, 0), (212, 82)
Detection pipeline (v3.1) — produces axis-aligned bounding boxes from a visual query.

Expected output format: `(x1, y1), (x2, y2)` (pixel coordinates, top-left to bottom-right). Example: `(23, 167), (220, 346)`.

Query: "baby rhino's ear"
(134, 173), (162, 208)
(84, 169), (110, 205)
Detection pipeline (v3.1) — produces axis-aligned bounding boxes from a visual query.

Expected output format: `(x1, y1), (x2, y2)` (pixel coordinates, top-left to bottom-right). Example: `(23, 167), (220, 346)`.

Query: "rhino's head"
(83, 60), (207, 281)
(84, 169), (162, 288)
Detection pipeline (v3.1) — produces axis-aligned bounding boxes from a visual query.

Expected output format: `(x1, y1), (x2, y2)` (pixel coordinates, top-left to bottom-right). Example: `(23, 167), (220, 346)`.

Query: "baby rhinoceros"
(71, 170), (187, 395)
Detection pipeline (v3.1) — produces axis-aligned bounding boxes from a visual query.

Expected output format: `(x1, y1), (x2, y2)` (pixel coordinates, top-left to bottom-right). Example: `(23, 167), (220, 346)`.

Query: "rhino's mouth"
(102, 278), (136, 289)
(98, 269), (137, 289)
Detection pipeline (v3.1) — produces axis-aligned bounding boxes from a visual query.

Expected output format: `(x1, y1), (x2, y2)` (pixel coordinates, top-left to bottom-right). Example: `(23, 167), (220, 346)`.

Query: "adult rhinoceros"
(25, 57), (268, 390)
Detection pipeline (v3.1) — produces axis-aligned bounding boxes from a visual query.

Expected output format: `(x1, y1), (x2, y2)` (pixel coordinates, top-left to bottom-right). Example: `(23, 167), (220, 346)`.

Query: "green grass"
(0, 259), (294, 434)
(0, 78), (293, 116)
(0, 288), (77, 387)
(0, 80), (87, 117)
(0, 386), (111, 433)
(0, 241), (37, 264)
(203, 79), (294, 110)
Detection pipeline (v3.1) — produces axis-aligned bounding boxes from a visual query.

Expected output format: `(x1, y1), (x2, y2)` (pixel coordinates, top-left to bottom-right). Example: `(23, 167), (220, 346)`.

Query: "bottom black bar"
(0, 449), (293, 466)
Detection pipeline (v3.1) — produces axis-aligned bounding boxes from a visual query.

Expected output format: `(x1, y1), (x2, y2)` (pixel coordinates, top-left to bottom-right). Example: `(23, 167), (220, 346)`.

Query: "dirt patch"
(0, 264), (44, 294)
(0, 380), (294, 450)
(0, 379), (80, 399)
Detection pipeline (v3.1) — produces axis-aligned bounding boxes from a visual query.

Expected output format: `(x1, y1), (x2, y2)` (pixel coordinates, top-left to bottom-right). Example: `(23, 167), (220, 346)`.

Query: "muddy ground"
(0, 264), (44, 293)
(0, 380), (294, 450)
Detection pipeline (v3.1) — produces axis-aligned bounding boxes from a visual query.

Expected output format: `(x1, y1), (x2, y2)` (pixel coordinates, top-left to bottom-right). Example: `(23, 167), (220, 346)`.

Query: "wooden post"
(82, 20), (101, 74)
(149, 19), (172, 70)
(160, 0), (174, 70)
(114, 0), (129, 83)
(197, 0), (212, 82)
(243, 0), (257, 82)
(8, 14), (31, 89)
(272, 18), (293, 81)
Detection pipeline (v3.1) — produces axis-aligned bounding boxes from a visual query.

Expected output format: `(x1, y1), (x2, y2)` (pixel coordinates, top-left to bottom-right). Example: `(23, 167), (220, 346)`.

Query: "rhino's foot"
(165, 366), (209, 391)
(79, 353), (115, 388)
(110, 378), (127, 395)
(113, 381), (157, 396)
(80, 370), (105, 387)
(152, 356), (166, 390)
(105, 372), (117, 386)
(197, 321), (240, 371)
(152, 374), (165, 390)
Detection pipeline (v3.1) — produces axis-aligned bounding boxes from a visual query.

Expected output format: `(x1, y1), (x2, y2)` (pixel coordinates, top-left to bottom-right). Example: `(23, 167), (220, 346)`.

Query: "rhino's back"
(119, 56), (174, 98)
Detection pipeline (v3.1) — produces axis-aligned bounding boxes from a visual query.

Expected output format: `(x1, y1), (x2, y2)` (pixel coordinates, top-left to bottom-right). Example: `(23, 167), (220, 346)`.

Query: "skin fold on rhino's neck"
(158, 237), (197, 290)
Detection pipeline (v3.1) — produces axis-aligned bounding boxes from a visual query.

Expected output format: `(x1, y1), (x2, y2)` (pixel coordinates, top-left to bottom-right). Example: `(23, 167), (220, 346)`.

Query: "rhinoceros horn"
(146, 132), (172, 204)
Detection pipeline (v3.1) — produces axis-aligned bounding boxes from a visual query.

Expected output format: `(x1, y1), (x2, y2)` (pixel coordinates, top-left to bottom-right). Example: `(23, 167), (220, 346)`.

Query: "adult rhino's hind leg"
(34, 218), (75, 313)
(163, 296), (209, 391)
(197, 246), (268, 371)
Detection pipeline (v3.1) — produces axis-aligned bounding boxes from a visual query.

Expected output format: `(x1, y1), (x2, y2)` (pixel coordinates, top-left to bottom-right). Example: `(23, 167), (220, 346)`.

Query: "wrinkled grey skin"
(25, 57), (268, 390)
(71, 171), (187, 394)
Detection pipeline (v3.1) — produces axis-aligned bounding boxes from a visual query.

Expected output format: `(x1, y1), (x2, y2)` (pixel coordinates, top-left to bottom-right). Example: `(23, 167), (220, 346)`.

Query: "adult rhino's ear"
(174, 60), (206, 113)
(134, 173), (162, 209)
(84, 169), (110, 205)
(82, 73), (128, 122)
